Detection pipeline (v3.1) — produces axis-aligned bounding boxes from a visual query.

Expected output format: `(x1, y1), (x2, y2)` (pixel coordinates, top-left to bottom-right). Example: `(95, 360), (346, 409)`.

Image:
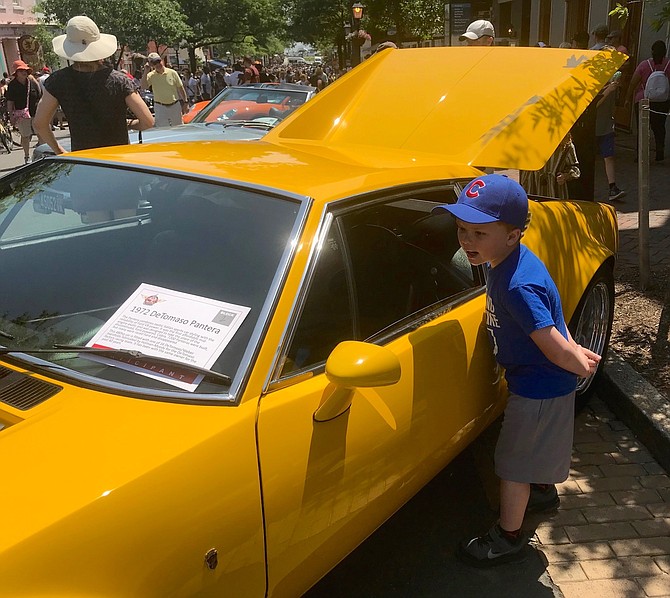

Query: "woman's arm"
(33, 90), (66, 154)
(125, 91), (154, 131)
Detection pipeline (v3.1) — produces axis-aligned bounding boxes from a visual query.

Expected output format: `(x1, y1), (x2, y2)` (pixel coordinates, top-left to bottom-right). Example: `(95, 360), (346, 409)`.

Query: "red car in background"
(183, 83), (317, 124)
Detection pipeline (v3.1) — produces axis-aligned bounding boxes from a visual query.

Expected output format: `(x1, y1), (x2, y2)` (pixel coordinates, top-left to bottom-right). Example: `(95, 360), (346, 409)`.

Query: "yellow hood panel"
(265, 47), (627, 170)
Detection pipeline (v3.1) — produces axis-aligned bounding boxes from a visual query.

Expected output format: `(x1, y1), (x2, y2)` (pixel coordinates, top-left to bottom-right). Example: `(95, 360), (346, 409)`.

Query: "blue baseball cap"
(433, 174), (528, 229)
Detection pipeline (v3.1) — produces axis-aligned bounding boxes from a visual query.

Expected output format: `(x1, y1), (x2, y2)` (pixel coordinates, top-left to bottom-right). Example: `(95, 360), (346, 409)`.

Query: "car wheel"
(568, 264), (615, 411)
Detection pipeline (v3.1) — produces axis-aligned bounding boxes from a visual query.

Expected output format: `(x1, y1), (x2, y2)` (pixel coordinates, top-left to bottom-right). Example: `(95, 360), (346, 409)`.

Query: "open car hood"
(264, 47), (627, 170)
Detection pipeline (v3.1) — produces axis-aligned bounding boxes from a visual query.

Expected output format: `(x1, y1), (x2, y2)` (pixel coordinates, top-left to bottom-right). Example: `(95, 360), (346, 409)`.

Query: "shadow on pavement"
(307, 424), (558, 598)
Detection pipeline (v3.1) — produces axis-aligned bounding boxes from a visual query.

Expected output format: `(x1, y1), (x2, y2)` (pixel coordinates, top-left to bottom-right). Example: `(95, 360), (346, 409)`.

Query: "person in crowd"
(558, 42), (572, 49)
(6, 60), (41, 163)
(520, 132), (580, 200)
(375, 41), (398, 53)
(589, 26), (625, 200)
(242, 56), (260, 84)
(606, 29), (628, 54)
(214, 69), (226, 94)
(566, 29), (600, 199)
(436, 175), (599, 567)
(184, 70), (198, 105)
(626, 40), (670, 162)
(36, 66), (50, 92)
(226, 64), (244, 86)
(34, 16), (153, 155)
(459, 20), (495, 46)
(590, 24), (609, 50)
(200, 66), (212, 100)
(571, 31), (590, 50)
(189, 69), (202, 103)
(309, 66), (328, 92)
(141, 52), (188, 127)
(595, 70), (625, 200)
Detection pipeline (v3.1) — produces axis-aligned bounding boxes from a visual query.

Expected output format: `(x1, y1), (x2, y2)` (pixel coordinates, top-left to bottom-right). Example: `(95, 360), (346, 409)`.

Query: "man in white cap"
(141, 52), (188, 127)
(460, 20), (495, 46)
(33, 15), (153, 154)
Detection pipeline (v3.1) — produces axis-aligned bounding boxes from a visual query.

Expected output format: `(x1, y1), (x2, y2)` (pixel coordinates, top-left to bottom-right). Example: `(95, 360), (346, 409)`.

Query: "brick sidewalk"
(599, 131), (670, 272)
(533, 397), (670, 597)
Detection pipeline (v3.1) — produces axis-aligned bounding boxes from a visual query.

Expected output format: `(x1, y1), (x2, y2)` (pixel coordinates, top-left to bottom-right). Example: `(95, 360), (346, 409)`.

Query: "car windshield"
(193, 87), (308, 123)
(0, 160), (302, 398)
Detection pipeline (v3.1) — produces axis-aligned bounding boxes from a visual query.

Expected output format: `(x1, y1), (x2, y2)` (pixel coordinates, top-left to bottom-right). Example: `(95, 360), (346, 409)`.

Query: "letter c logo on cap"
(466, 179), (486, 198)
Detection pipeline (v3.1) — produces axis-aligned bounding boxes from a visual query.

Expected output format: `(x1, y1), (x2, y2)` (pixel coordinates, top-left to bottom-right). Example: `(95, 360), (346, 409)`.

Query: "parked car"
(0, 47), (623, 596)
(32, 118), (274, 160)
(183, 83), (316, 123)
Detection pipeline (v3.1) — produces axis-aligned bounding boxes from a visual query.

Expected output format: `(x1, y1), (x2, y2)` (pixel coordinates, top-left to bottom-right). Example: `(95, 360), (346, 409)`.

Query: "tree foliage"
(610, 0), (670, 31)
(36, 0), (190, 52)
(287, 0), (444, 47)
(36, 0), (288, 71)
(178, 0), (286, 69)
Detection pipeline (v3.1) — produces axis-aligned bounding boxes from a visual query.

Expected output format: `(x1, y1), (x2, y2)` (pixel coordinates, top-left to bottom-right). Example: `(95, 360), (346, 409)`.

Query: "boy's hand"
(578, 345), (601, 376)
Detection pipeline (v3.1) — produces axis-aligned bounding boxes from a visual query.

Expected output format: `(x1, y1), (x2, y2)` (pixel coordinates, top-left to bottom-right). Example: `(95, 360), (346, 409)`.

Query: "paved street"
(0, 127), (69, 173)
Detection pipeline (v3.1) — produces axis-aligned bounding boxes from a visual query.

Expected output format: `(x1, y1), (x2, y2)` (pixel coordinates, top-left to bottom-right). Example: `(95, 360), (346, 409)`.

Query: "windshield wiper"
(0, 330), (14, 340)
(204, 120), (277, 130)
(0, 345), (232, 385)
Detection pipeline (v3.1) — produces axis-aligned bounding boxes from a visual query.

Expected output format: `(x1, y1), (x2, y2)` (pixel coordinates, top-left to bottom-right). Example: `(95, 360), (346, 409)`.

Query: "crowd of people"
(0, 15), (342, 162)
(0, 13), (666, 192)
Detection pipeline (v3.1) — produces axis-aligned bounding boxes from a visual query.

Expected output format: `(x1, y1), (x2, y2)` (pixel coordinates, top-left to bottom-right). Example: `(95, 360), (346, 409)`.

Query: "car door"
(256, 187), (505, 597)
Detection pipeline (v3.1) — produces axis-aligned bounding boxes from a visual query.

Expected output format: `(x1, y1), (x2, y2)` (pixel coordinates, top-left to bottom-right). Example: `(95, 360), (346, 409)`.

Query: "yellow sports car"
(0, 47), (623, 596)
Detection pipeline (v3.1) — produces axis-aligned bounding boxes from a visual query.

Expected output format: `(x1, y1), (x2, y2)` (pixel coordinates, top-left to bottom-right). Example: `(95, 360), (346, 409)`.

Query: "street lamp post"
(344, 22), (352, 68)
(351, 2), (365, 67)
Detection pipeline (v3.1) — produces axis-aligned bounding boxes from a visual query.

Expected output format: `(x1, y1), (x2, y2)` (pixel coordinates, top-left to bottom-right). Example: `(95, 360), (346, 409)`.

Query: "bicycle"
(0, 96), (21, 152)
(0, 119), (12, 154)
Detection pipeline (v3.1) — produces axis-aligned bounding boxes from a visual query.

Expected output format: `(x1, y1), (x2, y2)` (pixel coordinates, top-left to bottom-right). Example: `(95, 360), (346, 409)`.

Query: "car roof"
(66, 47), (626, 198)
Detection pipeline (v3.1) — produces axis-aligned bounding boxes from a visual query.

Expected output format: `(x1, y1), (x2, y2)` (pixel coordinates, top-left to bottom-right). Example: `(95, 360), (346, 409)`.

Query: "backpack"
(644, 59), (670, 102)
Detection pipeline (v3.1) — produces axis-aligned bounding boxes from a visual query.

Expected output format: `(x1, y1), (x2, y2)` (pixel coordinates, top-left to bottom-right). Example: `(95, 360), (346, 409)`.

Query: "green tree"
(287, 0), (445, 67)
(33, 23), (60, 69)
(179, 0), (287, 71)
(610, 0), (670, 31)
(36, 0), (190, 60)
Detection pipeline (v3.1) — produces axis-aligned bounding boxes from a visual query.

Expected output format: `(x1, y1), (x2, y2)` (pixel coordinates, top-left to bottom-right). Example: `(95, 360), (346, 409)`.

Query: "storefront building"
(0, 0), (39, 76)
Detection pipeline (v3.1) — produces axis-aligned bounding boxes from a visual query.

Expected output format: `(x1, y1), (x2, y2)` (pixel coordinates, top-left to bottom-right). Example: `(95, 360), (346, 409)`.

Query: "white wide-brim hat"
(52, 15), (118, 62)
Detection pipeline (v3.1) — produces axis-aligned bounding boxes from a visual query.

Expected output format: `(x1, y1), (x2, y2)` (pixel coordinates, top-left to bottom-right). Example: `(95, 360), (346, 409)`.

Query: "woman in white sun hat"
(33, 15), (153, 154)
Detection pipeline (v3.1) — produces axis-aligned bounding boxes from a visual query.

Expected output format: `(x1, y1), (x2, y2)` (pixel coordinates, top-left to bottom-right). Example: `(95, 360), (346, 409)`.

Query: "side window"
(281, 224), (354, 376)
(279, 189), (481, 378)
(340, 195), (478, 340)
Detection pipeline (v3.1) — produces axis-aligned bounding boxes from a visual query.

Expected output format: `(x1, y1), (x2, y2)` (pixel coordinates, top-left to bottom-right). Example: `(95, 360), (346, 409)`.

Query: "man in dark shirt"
(33, 15), (153, 153)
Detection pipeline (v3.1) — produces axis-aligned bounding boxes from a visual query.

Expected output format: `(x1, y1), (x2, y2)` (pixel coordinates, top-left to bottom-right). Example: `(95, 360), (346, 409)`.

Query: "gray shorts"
(495, 391), (575, 484)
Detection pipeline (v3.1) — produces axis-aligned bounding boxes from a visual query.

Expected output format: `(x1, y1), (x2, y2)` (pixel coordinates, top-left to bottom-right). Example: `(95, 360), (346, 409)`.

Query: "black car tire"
(568, 263), (615, 411)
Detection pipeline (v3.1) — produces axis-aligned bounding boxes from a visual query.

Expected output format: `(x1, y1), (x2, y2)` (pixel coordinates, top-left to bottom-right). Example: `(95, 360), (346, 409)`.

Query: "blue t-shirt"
(485, 244), (577, 399)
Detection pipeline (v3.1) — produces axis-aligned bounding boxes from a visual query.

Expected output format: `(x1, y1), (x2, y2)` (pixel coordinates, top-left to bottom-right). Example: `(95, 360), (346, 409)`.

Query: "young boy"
(435, 174), (600, 566)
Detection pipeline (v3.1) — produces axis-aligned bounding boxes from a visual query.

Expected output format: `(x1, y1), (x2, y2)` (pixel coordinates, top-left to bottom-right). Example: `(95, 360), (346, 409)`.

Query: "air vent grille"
(0, 366), (62, 410)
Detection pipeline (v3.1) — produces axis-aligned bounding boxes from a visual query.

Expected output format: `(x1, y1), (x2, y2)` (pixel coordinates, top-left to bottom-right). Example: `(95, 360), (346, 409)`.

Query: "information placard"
(87, 283), (250, 391)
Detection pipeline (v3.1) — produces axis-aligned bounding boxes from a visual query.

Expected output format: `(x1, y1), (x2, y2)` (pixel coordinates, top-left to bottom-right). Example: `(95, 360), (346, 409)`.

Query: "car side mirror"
(313, 341), (401, 422)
